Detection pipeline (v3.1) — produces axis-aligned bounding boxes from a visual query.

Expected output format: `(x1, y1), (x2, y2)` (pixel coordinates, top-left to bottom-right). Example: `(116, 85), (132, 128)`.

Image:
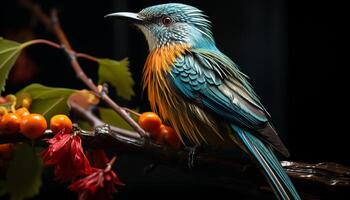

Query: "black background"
(0, 0), (347, 199)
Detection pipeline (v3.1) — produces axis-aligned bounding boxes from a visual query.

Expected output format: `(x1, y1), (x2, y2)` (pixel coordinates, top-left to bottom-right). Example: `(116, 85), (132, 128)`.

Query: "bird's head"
(106, 3), (214, 50)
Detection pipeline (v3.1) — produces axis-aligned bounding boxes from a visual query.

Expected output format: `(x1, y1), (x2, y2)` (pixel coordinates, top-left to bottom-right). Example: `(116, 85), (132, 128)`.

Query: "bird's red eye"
(161, 16), (173, 26)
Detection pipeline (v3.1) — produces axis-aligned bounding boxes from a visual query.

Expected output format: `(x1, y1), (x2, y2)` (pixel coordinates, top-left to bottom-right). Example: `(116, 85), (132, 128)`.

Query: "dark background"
(0, 0), (347, 199)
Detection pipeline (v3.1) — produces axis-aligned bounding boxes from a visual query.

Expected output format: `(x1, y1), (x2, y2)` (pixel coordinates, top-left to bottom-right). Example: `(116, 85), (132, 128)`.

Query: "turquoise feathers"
(139, 3), (213, 43)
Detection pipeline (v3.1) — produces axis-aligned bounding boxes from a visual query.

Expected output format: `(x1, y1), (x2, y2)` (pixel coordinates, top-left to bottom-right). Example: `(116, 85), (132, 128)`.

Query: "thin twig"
(20, 0), (147, 138)
(50, 9), (72, 50)
(69, 101), (140, 139)
(122, 107), (141, 117)
(51, 10), (148, 138)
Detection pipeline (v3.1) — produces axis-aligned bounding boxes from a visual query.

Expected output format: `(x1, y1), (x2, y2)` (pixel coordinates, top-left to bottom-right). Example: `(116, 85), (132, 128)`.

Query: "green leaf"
(0, 38), (22, 94)
(97, 58), (134, 100)
(99, 107), (138, 131)
(3, 143), (43, 200)
(16, 83), (76, 120)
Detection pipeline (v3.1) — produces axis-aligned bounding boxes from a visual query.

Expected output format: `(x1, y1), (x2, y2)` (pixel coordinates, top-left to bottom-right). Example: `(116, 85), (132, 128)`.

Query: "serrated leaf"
(0, 37), (22, 94)
(16, 83), (76, 120)
(99, 107), (137, 131)
(4, 143), (43, 200)
(97, 58), (134, 100)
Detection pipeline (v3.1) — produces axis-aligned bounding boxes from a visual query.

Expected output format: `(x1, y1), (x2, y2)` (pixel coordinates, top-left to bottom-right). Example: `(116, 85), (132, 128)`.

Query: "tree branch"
(1, 101), (350, 198)
(2, 102), (350, 188)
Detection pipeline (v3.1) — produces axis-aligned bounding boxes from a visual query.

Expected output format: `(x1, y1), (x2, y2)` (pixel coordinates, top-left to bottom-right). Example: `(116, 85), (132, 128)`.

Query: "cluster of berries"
(138, 112), (181, 149)
(1, 94), (181, 199)
(0, 94), (73, 159)
(0, 94), (72, 139)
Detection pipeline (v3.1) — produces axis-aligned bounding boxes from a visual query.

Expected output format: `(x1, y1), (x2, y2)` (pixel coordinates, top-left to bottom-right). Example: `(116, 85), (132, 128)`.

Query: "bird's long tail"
(231, 125), (300, 200)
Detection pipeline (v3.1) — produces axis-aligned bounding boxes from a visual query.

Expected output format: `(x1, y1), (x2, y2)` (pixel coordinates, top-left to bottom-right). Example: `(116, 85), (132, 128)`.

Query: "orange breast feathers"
(142, 43), (190, 119)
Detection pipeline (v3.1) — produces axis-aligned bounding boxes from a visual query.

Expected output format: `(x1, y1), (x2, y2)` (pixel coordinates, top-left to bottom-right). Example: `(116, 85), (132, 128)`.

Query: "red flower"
(41, 130), (71, 165)
(41, 130), (92, 182)
(69, 157), (124, 200)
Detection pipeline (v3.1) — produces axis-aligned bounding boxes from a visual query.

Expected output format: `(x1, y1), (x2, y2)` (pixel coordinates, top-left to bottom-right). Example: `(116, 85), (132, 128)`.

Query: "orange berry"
(138, 112), (162, 134)
(157, 125), (181, 149)
(0, 113), (21, 134)
(20, 113), (47, 139)
(15, 107), (30, 118)
(50, 114), (73, 134)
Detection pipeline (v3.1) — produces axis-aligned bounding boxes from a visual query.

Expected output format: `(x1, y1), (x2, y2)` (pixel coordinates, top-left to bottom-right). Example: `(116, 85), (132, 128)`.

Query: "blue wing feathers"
(168, 49), (298, 198)
(170, 53), (268, 129)
(169, 51), (290, 156)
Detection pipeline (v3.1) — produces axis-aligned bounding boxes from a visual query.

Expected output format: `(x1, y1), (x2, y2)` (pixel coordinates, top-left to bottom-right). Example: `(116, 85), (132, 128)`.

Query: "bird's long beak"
(104, 12), (143, 23)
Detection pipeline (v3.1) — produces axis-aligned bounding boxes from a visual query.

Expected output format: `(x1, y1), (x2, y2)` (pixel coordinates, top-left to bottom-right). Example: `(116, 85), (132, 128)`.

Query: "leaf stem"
(76, 53), (99, 62)
(20, 39), (61, 49)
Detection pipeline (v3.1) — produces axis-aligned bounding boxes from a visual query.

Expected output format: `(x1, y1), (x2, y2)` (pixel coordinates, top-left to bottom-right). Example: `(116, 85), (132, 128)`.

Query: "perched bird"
(106, 3), (300, 199)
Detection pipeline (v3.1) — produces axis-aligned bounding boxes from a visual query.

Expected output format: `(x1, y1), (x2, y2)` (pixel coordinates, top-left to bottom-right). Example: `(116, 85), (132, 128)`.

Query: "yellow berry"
(22, 98), (32, 109)
(0, 106), (8, 116)
(5, 94), (16, 104)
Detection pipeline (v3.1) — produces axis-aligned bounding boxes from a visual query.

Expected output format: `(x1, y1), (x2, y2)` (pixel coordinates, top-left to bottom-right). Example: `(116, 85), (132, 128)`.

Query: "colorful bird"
(106, 3), (300, 199)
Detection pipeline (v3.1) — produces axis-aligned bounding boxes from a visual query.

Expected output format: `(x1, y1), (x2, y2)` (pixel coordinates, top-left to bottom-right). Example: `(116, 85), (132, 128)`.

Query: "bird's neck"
(137, 25), (158, 51)
(143, 43), (190, 86)
(142, 43), (190, 113)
